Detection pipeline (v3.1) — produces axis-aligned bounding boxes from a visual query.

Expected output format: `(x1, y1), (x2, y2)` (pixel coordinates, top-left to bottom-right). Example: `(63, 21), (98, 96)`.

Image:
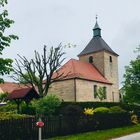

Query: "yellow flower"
(84, 108), (94, 115)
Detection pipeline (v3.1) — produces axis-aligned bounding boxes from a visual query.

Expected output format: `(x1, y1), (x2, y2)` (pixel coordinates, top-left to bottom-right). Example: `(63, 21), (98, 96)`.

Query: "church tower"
(78, 18), (119, 102)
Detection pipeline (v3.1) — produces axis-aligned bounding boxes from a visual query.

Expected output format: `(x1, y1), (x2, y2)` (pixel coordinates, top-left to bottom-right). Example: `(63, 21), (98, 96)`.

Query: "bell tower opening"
(89, 56), (93, 63)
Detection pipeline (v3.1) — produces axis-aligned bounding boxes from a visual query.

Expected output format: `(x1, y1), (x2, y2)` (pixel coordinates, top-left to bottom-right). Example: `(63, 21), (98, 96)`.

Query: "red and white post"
(36, 118), (44, 140)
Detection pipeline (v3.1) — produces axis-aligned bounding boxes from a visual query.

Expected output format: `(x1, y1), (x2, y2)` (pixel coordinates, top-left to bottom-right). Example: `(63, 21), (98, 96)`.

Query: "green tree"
(123, 46), (140, 104)
(32, 94), (61, 116)
(0, 92), (8, 102)
(0, 0), (18, 83)
(95, 87), (106, 101)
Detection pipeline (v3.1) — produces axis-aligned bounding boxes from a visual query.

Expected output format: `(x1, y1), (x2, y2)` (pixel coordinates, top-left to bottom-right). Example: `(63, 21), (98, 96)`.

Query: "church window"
(109, 56), (113, 76)
(103, 87), (107, 99)
(89, 56), (93, 63)
(109, 56), (112, 63)
(93, 85), (97, 98)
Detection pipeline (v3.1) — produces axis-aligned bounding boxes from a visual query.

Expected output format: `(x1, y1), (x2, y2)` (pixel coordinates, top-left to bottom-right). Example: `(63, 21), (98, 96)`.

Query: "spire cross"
(96, 15), (98, 21)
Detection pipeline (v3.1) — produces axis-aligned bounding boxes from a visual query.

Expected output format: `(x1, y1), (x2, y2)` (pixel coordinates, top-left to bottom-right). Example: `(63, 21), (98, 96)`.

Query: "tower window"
(109, 56), (112, 63)
(93, 85), (97, 98)
(89, 56), (93, 63)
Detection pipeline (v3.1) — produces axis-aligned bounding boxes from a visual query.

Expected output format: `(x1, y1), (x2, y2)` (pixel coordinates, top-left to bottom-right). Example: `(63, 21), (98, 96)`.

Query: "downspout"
(74, 78), (77, 102)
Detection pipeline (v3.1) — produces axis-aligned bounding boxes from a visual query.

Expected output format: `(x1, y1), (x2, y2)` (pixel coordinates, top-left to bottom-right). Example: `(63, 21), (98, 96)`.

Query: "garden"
(0, 93), (140, 140)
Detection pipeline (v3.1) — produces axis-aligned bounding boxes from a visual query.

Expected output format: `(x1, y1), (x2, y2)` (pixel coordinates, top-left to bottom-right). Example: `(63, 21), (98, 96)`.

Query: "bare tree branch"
(12, 44), (66, 97)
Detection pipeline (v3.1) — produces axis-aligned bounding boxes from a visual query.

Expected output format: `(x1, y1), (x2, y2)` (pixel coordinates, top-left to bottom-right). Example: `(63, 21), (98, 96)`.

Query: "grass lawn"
(48, 124), (140, 140)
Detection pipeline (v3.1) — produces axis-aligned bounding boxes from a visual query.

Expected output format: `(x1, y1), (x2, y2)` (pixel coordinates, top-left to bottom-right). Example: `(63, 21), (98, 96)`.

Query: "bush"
(94, 107), (110, 114)
(0, 112), (29, 120)
(60, 102), (120, 109)
(84, 108), (94, 115)
(92, 112), (131, 130)
(32, 94), (61, 116)
(60, 102), (140, 113)
(0, 102), (17, 112)
(21, 104), (36, 115)
(0, 92), (8, 102)
(110, 106), (126, 113)
(61, 104), (83, 133)
(61, 104), (83, 116)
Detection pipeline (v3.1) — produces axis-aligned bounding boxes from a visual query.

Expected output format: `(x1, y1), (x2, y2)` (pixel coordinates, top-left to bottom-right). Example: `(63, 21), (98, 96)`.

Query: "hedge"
(0, 112), (31, 120)
(59, 102), (140, 113)
(62, 112), (131, 133)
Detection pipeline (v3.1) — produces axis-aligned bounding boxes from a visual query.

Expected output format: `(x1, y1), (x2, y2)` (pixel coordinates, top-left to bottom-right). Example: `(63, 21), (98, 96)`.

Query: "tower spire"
(93, 15), (101, 37)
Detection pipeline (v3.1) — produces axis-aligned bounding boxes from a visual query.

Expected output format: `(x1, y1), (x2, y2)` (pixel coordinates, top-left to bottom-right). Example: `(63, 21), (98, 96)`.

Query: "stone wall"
(49, 78), (113, 102)
(79, 51), (119, 102)
(76, 79), (113, 102)
(103, 52), (119, 102)
(48, 79), (75, 101)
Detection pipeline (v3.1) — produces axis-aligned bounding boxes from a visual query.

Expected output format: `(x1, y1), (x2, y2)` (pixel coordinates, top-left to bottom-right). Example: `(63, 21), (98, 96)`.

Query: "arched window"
(103, 87), (107, 99)
(109, 56), (112, 63)
(93, 85), (97, 98)
(109, 56), (113, 76)
(89, 56), (93, 63)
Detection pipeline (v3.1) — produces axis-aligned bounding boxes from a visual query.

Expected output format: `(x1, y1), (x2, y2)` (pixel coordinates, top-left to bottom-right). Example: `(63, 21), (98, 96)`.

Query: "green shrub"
(0, 92), (8, 102)
(84, 108), (94, 115)
(21, 104), (36, 115)
(94, 107), (110, 114)
(0, 102), (17, 112)
(60, 102), (120, 109)
(61, 104), (83, 132)
(0, 112), (29, 120)
(60, 102), (140, 113)
(110, 106), (127, 113)
(92, 112), (131, 129)
(32, 94), (61, 116)
(61, 104), (83, 116)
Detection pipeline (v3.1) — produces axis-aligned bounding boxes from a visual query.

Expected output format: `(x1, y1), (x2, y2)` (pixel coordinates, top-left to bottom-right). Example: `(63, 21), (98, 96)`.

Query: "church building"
(49, 19), (119, 102)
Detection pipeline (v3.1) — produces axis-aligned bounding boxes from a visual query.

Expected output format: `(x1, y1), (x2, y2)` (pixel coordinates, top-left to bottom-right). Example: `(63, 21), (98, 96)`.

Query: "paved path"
(112, 132), (140, 140)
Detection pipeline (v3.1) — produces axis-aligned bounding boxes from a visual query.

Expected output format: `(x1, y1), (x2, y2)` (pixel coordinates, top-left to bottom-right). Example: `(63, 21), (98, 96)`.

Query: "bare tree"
(13, 44), (65, 97)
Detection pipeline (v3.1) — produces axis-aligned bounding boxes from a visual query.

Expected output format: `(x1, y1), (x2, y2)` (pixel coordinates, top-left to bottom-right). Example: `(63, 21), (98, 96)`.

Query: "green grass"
(49, 124), (140, 140)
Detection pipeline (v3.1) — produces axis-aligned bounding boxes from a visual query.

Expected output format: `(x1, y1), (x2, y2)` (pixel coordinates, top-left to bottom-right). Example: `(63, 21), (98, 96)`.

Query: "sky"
(2, 0), (140, 87)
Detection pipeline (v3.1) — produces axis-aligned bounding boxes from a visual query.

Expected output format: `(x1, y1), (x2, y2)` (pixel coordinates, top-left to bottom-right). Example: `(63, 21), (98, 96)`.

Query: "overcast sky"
(2, 0), (140, 87)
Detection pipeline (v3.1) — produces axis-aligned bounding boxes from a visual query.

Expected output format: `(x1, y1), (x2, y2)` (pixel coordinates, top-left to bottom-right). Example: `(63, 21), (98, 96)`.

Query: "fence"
(0, 116), (64, 140)
(0, 113), (131, 140)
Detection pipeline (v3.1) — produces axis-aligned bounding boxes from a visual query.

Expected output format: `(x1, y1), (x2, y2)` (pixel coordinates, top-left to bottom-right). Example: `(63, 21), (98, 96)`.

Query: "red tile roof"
(53, 59), (111, 84)
(0, 82), (26, 93)
(7, 87), (39, 100)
